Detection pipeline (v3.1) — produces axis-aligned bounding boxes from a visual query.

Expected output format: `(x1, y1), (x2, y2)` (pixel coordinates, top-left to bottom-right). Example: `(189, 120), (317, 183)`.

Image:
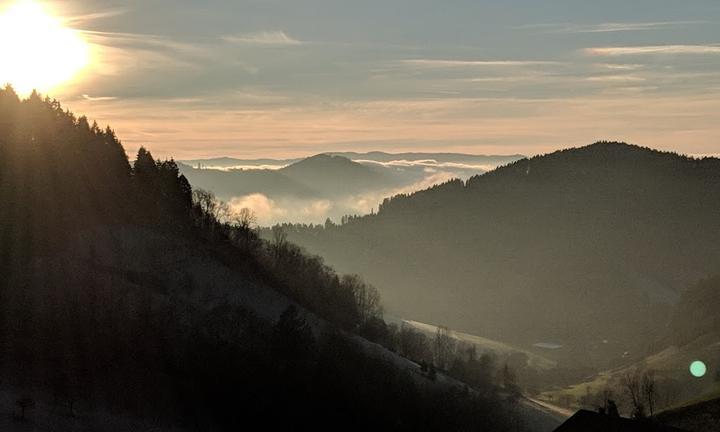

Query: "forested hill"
(283, 142), (720, 363)
(0, 87), (528, 431)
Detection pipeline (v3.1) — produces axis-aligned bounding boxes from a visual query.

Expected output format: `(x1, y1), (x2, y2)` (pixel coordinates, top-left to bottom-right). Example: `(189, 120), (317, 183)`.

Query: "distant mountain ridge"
(181, 151), (524, 169)
(182, 156), (300, 169)
(178, 154), (393, 200)
(283, 142), (720, 365)
(178, 151), (525, 225)
(329, 151), (524, 165)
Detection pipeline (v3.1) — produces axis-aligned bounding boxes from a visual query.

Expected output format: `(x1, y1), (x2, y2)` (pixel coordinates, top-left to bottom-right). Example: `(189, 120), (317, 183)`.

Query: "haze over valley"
(178, 152), (522, 225)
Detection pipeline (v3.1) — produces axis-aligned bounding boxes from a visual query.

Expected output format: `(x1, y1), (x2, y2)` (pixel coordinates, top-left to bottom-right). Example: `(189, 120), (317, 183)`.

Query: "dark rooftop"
(553, 410), (690, 432)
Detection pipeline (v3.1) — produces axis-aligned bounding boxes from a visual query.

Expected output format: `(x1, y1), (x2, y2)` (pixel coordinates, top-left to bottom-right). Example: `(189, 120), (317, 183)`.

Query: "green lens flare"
(690, 361), (707, 378)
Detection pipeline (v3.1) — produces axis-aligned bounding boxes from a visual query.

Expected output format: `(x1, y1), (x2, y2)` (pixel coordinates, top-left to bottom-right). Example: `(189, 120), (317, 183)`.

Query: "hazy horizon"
(175, 147), (720, 162)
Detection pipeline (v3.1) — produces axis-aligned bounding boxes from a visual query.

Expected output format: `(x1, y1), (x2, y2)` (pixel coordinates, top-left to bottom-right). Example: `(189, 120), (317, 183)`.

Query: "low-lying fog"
(180, 152), (523, 226)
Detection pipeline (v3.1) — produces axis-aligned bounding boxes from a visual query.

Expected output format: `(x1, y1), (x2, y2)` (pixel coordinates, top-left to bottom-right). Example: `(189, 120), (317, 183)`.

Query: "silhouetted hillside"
(655, 396), (720, 432)
(0, 87), (528, 431)
(553, 409), (688, 431)
(279, 154), (392, 196)
(178, 163), (317, 198)
(283, 142), (720, 366)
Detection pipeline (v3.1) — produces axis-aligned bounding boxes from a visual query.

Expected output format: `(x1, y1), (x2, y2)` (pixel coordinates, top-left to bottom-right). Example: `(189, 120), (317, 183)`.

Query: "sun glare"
(0, 0), (90, 95)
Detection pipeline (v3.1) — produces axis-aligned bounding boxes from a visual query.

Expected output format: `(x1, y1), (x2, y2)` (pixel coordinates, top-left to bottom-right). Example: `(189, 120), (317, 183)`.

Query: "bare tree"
(232, 207), (257, 230)
(193, 189), (217, 217)
(622, 368), (645, 418)
(229, 207), (259, 249)
(193, 188), (231, 223)
(642, 369), (657, 416)
(215, 201), (231, 223)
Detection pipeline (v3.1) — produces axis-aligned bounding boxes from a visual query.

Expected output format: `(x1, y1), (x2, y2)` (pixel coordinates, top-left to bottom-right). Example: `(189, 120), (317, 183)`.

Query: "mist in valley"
(179, 153), (522, 225)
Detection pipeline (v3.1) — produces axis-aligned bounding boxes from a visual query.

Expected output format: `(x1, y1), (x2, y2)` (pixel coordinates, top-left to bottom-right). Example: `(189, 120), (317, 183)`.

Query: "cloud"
(595, 63), (644, 71)
(197, 164), (289, 171)
(228, 193), (332, 226)
(223, 31), (302, 46)
(224, 166), (482, 225)
(64, 9), (129, 26)
(585, 45), (720, 56)
(83, 94), (117, 101)
(355, 159), (499, 172)
(585, 75), (646, 83)
(81, 30), (205, 54)
(398, 59), (559, 68)
(229, 194), (288, 224)
(64, 86), (720, 163)
(20, 0), (719, 168)
(302, 200), (333, 218)
(74, 30), (208, 82)
(521, 21), (703, 34)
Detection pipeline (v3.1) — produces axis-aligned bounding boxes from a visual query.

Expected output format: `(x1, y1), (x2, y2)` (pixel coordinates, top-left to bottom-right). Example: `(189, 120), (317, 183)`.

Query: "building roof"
(553, 410), (690, 432)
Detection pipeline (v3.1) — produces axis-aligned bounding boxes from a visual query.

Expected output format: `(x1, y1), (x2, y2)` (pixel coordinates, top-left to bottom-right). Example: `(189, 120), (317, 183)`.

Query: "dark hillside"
(284, 142), (720, 365)
(278, 153), (396, 196)
(0, 86), (524, 431)
(655, 396), (720, 432)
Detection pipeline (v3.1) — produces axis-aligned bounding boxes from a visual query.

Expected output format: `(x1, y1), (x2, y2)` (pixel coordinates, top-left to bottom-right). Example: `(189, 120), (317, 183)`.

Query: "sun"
(0, 0), (90, 95)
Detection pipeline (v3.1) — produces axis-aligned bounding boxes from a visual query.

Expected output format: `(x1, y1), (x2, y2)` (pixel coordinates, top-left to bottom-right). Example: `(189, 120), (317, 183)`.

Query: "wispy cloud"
(399, 59), (560, 68)
(586, 45), (720, 56)
(81, 30), (204, 53)
(356, 159), (500, 172)
(520, 21), (703, 34)
(596, 63), (644, 71)
(82, 94), (117, 102)
(585, 75), (646, 82)
(222, 31), (303, 46)
(72, 30), (213, 84)
(185, 163), (289, 171)
(229, 193), (333, 226)
(64, 9), (129, 26)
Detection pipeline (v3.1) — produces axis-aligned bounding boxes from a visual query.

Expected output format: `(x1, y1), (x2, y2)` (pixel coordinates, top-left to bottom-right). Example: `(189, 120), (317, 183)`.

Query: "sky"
(5, 0), (720, 159)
